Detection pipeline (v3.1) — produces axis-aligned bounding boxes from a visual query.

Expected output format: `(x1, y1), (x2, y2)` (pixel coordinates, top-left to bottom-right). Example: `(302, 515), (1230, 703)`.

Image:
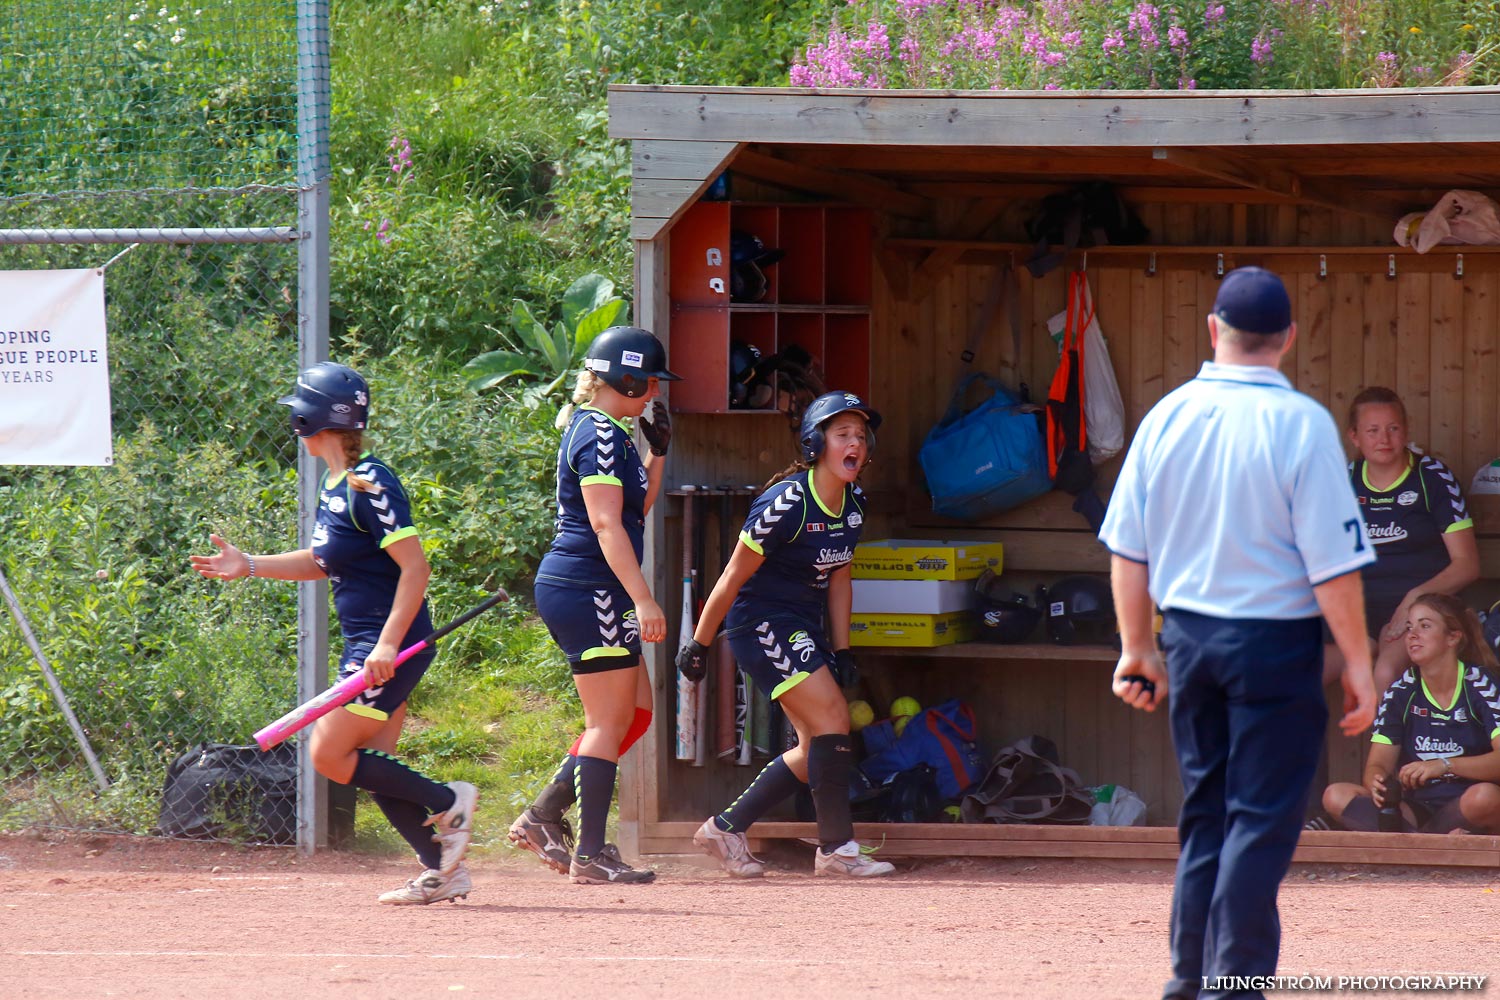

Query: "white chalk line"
(9, 949), (946, 967)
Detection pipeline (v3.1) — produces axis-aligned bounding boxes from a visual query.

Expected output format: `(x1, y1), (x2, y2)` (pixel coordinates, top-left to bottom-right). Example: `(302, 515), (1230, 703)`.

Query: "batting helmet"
(1045, 575), (1116, 646)
(278, 362), (369, 438)
(975, 572), (1044, 644)
(799, 391), (882, 464)
(583, 326), (682, 399)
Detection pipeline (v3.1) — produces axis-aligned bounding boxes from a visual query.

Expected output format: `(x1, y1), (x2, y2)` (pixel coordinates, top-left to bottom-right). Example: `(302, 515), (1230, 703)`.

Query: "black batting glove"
(640, 399), (672, 457)
(676, 638), (707, 682)
(832, 648), (859, 689)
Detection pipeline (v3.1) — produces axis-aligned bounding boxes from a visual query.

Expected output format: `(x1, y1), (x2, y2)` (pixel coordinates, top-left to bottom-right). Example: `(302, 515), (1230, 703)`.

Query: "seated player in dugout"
(1322, 593), (1500, 834)
(1323, 387), (1478, 696)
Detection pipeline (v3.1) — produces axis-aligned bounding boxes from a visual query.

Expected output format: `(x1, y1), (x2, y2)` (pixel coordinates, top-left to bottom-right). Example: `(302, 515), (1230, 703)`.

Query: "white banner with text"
(0, 268), (113, 466)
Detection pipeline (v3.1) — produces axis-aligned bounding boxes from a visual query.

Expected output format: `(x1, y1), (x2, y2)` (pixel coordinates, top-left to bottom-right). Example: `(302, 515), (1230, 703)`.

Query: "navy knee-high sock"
(807, 734), (855, 851)
(530, 753), (577, 822)
(350, 749), (455, 815)
(715, 755), (805, 833)
(574, 755), (617, 860)
(373, 793), (443, 870)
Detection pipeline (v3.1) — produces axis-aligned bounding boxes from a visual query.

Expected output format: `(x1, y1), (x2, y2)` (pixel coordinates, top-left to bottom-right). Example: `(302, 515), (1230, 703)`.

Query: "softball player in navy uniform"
(1329, 386), (1478, 695)
(677, 392), (895, 878)
(191, 362), (478, 905)
(1322, 592), (1500, 834)
(508, 326), (678, 885)
(1101, 268), (1378, 1000)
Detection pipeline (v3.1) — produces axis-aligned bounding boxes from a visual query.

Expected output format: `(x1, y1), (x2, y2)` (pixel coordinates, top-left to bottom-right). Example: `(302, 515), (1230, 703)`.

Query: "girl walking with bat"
(507, 326), (679, 884)
(677, 392), (895, 878)
(191, 362), (478, 905)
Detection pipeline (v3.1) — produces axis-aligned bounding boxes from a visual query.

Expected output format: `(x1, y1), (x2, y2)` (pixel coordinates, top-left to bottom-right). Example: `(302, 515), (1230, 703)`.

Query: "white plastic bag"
(1089, 784), (1148, 826)
(1394, 189), (1500, 254)
(1048, 273), (1125, 462)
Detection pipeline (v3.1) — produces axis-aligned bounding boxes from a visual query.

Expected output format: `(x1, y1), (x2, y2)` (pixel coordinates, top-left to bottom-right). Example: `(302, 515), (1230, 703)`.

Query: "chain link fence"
(0, 0), (319, 844)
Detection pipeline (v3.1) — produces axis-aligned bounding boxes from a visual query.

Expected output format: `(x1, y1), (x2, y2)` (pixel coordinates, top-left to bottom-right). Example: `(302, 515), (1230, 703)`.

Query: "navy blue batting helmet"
(584, 326), (682, 399)
(278, 362), (369, 438)
(799, 391), (882, 463)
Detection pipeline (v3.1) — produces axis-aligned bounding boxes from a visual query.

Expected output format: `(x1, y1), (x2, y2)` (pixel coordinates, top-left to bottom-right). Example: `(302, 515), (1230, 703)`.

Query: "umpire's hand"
(1112, 650), (1167, 711)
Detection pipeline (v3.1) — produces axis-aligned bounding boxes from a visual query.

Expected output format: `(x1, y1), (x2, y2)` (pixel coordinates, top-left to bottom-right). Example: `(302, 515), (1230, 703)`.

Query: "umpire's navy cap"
(1213, 266), (1292, 335)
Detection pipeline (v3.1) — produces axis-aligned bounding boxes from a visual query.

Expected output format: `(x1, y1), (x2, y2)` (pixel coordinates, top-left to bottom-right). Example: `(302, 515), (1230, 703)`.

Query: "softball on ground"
(848, 699), (875, 731)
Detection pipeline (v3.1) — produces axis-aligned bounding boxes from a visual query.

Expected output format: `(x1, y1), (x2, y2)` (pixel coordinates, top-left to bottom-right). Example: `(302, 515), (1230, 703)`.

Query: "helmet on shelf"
(974, 571), (1043, 644)
(729, 230), (784, 303)
(1045, 575), (1116, 646)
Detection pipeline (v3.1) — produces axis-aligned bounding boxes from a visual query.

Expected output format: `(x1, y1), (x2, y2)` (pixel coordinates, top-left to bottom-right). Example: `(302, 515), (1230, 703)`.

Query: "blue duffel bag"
(919, 373), (1051, 521)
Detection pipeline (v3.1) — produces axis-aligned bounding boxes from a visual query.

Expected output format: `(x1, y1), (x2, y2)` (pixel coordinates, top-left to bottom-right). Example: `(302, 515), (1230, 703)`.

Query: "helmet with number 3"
(278, 362), (369, 438)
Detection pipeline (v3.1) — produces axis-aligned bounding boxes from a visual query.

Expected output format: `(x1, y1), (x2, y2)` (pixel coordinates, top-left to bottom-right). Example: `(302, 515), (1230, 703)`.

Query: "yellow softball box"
(849, 610), (978, 647)
(851, 538), (1004, 581)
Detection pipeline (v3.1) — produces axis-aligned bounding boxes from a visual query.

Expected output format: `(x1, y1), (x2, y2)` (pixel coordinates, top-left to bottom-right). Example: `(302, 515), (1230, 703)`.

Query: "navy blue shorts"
(725, 610), (832, 700)
(337, 639), (434, 722)
(535, 580), (642, 674)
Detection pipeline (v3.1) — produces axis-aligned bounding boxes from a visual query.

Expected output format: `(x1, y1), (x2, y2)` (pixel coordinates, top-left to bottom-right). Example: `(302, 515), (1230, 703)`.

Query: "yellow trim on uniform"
(1446, 518), (1474, 533)
(809, 476), (844, 519)
(378, 525), (418, 549)
(1370, 733), (1394, 745)
(1420, 664), (1465, 713)
(1362, 454), (1414, 493)
(580, 405), (631, 435)
(771, 670), (812, 700)
(580, 474), (623, 487)
(739, 529), (764, 556)
(581, 646), (632, 661)
(344, 703), (389, 722)
(323, 468), (348, 489)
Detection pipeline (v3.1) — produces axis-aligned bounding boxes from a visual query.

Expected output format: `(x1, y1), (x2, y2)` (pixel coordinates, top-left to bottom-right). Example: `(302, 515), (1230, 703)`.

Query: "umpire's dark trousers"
(1160, 610), (1326, 1000)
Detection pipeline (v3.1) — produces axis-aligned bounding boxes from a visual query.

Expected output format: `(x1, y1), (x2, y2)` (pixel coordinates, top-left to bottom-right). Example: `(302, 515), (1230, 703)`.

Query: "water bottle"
(1377, 774), (1403, 833)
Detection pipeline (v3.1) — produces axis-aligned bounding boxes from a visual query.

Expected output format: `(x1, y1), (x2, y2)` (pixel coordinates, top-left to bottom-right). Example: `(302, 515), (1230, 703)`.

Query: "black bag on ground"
(959, 735), (1094, 825)
(157, 742), (297, 844)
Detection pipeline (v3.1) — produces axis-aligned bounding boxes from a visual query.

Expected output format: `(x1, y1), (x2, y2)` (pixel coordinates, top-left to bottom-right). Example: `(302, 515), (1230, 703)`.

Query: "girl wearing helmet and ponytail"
(508, 326), (680, 885)
(678, 391), (895, 878)
(190, 362), (479, 905)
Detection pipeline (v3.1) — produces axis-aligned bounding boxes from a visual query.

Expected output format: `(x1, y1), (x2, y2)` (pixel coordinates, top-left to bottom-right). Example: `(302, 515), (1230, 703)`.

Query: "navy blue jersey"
(310, 454), (432, 645)
(1353, 452), (1472, 610)
(1372, 662), (1500, 806)
(536, 406), (649, 589)
(731, 471), (866, 618)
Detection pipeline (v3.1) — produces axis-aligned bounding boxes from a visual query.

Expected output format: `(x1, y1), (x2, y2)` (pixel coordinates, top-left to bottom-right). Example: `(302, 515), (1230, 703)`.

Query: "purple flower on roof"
(1179, 77), (1197, 90)
(1128, 3), (1160, 50)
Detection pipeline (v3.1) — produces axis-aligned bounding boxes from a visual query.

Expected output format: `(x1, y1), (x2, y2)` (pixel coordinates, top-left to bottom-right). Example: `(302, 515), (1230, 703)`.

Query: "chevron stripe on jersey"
(594, 589), (620, 645)
(754, 621), (795, 680)
(589, 411), (618, 479)
(538, 406), (649, 589)
(747, 481), (804, 547)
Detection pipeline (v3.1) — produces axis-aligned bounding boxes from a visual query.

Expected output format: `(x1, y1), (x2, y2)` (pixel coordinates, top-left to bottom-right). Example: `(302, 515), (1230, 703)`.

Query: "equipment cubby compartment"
(667, 199), (874, 414)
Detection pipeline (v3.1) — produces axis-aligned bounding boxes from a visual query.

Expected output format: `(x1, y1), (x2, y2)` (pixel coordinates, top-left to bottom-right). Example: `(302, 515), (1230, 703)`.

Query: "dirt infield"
(1, 832), (1494, 1000)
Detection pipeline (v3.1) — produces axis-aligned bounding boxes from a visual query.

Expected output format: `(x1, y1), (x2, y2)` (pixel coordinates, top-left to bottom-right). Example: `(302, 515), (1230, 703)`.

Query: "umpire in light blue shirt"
(1099, 267), (1379, 1000)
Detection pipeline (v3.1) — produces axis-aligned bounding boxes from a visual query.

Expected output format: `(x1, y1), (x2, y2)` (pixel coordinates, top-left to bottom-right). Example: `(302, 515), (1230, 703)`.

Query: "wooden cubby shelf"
(668, 200), (874, 413)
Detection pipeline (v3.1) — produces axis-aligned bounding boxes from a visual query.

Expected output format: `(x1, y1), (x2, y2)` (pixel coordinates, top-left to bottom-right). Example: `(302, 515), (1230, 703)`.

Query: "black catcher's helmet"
(798, 391), (882, 463)
(1046, 575), (1116, 646)
(729, 339), (773, 409)
(583, 326), (682, 399)
(278, 362), (369, 438)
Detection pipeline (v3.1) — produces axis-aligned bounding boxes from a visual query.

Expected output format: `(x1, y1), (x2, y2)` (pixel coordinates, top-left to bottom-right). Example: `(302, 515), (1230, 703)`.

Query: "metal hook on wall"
(1388, 254), (1397, 280)
(1215, 253), (1225, 279)
(1455, 253), (1465, 280)
(1318, 254), (1327, 280)
(1146, 251), (1157, 278)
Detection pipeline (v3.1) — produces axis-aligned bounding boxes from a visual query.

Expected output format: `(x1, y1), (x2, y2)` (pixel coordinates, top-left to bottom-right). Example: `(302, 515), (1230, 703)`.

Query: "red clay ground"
(1, 832), (1496, 1000)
